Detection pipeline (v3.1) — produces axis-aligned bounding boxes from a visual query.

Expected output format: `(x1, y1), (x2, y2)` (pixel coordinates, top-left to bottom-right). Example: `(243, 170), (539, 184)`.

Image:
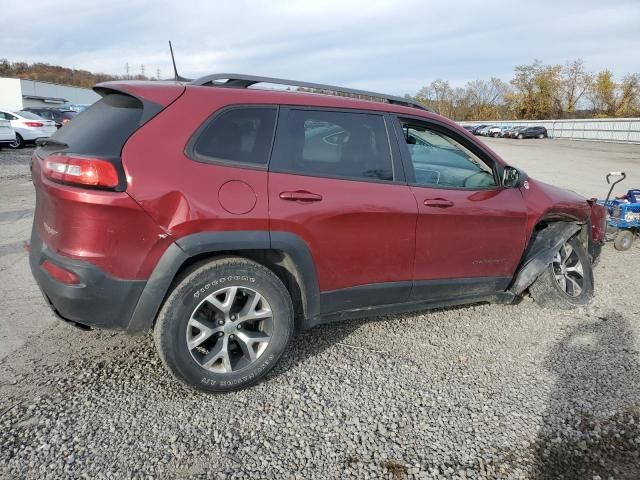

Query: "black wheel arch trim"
(508, 221), (581, 295)
(126, 230), (320, 333)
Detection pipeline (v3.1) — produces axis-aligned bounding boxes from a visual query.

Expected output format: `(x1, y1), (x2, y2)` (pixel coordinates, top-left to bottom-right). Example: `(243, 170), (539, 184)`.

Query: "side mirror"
(502, 166), (522, 188)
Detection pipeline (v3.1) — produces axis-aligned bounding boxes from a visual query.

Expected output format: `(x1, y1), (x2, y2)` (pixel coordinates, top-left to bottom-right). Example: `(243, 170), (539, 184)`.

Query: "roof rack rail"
(189, 73), (432, 112)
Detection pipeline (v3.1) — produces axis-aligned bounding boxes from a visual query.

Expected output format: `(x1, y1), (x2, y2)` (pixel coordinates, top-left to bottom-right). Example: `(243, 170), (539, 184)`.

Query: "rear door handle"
(423, 198), (454, 208)
(279, 191), (323, 202)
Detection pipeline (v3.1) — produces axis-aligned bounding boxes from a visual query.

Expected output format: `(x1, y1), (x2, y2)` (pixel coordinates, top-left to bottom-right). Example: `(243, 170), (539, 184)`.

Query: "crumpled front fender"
(509, 221), (581, 295)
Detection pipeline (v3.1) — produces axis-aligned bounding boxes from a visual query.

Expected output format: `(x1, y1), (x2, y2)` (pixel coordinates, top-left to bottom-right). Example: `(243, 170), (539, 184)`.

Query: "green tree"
(588, 70), (617, 115)
(509, 60), (563, 119)
(615, 73), (640, 117)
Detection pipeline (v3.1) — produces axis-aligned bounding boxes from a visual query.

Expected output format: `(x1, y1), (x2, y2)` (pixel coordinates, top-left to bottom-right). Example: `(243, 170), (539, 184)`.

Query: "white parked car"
(0, 118), (16, 147)
(487, 126), (502, 137)
(477, 125), (494, 136)
(0, 110), (57, 149)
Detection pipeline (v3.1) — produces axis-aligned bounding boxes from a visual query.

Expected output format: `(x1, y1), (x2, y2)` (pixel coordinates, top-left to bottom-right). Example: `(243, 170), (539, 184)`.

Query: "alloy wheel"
(186, 286), (273, 373)
(551, 242), (585, 297)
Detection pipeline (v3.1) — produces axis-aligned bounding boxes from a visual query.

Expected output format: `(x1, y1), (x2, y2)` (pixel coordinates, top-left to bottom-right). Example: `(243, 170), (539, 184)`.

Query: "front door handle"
(279, 190), (323, 202)
(423, 198), (454, 208)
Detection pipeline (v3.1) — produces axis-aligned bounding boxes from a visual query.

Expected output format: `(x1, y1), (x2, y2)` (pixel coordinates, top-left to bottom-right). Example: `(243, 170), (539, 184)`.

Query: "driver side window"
(403, 124), (497, 189)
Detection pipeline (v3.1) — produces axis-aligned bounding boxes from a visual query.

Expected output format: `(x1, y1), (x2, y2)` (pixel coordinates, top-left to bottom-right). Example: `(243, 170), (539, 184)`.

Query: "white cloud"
(2, 0), (639, 95)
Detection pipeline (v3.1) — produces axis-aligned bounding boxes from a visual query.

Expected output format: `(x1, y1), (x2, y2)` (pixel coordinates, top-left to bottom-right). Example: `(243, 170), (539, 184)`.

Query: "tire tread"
(153, 255), (293, 392)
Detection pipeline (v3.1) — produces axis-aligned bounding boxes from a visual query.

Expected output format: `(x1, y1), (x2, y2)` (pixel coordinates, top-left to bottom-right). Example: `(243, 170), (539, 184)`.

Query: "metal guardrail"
(461, 118), (640, 143)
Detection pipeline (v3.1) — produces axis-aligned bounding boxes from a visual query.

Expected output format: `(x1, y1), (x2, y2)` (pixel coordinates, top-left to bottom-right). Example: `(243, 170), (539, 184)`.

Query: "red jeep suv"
(29, 74), (607, 392)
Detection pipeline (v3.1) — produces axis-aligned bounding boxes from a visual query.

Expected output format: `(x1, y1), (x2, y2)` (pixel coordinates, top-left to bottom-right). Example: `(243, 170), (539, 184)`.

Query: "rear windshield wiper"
(35, 138), (69, 148)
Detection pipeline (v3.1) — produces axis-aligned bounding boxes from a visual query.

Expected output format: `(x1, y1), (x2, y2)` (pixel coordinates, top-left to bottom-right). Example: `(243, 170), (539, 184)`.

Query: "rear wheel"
(613, 230), (634, 251)
(154, 256), (294, 392)
(8, 134), (23, 149)
(529, 237), (594, 309)
(517, 133), (524, 139)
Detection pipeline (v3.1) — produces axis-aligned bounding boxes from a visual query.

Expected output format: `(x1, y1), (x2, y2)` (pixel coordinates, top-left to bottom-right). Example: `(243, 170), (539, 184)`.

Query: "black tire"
(613, 230), (634, 251)
(8, 134), (24, 149)
(517, 133), (524, 139)
(538, 133), (544, 139)
(154, 256), (294, 393)
(529, 237), (594, 309)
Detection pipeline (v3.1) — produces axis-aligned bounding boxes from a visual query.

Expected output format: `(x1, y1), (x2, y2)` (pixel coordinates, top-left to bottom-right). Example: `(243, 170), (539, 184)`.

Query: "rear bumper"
(29, 229), (146, 330)
(17, 128), (54, 141)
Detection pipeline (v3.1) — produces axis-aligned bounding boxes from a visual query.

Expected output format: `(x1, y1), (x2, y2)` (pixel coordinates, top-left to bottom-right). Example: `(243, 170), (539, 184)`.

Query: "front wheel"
(613, 230), (634, 251)
(154, 256), (294, 393)
(529, 237), (594, 309)
(517, 133), (524, 139)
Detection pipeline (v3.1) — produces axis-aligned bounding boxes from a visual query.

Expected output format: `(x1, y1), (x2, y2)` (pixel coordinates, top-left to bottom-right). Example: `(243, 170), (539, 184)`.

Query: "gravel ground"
(1, 145), (639, 479)
(0, 147), (33, 182)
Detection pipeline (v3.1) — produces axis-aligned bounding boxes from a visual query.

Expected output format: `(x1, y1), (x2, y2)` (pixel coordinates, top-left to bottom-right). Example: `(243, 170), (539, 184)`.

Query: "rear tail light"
(44, 155), (120, 188)
(61, 118), (70, 125)
(42, 260), (80, 285)
(23, 121), (44, 127)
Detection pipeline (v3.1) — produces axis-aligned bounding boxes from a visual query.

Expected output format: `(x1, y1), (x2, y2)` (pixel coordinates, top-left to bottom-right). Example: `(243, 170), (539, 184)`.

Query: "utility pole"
(141, 64), (145, 78)
(125, 62), (130, 79)
(156, 68), (161, 80)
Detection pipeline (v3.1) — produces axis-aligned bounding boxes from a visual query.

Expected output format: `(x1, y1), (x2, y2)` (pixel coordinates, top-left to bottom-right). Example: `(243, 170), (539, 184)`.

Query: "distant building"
(0, 77), (100, 110)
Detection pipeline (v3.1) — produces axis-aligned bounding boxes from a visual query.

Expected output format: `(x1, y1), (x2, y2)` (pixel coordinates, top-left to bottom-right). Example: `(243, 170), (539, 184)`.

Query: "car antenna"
(168, 41), (191, 82)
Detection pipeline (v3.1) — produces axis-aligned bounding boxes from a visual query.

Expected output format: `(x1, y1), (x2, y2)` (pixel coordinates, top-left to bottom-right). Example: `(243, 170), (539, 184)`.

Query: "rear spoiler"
(94, 81), (186, 109)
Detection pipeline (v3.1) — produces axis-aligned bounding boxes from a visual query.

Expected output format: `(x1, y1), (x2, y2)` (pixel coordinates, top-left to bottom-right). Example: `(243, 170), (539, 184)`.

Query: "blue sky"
(2, 0), (639, 95)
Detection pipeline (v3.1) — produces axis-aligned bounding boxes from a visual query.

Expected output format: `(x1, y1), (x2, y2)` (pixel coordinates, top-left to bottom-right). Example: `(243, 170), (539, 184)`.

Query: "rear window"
(44, 93), (145, 157)
(18, 111), (45, 120)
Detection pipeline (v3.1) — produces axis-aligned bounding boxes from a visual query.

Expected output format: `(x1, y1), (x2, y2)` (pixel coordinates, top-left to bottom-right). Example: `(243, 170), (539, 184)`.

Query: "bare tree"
(416, 79), (456, 118)
(466, 78), (509, 120)
(561, 59), (592, 117)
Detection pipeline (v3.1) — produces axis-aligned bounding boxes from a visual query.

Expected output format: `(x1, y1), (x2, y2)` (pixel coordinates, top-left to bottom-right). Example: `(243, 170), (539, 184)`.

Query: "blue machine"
(598, 172), (640, 251)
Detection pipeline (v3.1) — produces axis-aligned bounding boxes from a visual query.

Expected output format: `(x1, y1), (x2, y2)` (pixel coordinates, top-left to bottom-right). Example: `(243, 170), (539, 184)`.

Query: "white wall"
(461, 118), (640, 143)
(0, 78), (23, 111)
(0, 77), (100, 111)
(20, 79), (100, 107)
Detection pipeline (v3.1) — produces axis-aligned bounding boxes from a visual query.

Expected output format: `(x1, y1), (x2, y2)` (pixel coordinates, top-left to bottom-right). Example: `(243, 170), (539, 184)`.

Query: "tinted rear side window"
(189, 107), (277, 166)
(45, 93), (144, 157)
(270, 109), (393, 182)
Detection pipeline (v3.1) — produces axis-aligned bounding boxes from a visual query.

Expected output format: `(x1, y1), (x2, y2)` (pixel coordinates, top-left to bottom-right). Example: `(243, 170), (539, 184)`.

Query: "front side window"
(270, 109), (393, 181)
(402, 123), (497, 189)
(191, 107), (277, 166)
(0, 112), (18, 121)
